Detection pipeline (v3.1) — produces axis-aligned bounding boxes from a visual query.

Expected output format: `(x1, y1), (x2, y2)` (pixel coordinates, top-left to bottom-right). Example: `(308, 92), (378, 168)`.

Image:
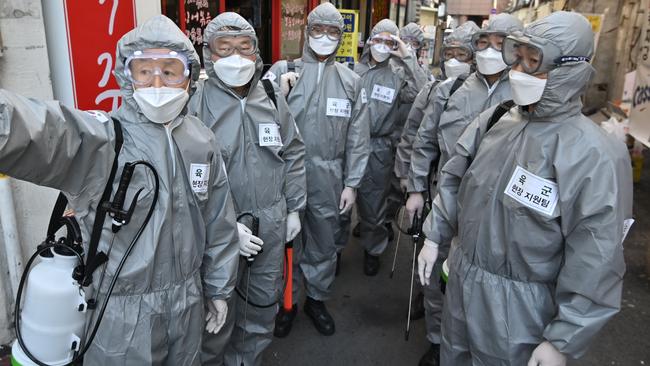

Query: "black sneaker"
(274, 304), (297, 338)
(352, 223), (361, 237)
(410, 291), (425, 320)
(385, 222), (394, 241)
(303, 297), (335, 336)
(418, 343), (440, 366)
(363, 251), (380, 276)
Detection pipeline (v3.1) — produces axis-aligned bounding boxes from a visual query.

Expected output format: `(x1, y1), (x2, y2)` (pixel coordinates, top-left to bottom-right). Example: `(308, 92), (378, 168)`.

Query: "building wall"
(447, 0), (492, 16)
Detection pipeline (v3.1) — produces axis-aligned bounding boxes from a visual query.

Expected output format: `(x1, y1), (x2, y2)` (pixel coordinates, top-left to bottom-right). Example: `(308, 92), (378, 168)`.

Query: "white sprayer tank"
(11, 249), (87, 366)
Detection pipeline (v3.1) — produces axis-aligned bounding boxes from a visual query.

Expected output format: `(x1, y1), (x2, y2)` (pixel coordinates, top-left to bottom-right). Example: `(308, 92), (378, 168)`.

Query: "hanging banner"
(335, 9), (359, 64)
(64, 0), (136, 112)
(630, 0), (650, 147)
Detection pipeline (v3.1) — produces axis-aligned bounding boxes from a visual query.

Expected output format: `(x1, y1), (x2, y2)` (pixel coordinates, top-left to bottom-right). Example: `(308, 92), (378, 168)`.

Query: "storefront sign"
(630, 1), (650, 147)
(335, 9), (359, 64)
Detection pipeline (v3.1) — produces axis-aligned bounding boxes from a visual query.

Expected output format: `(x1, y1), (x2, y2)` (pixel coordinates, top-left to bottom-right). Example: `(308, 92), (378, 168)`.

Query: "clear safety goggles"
(308, 24), (343, 41)
(503, 32), (589, 74)
(441, 45), (472, 62)
(401, 36), (422, 50)
(125, 50), (190, 87)
(368, 35), (399, 51)
(206, 31), (258, 58)
(471, 31), (507, 52)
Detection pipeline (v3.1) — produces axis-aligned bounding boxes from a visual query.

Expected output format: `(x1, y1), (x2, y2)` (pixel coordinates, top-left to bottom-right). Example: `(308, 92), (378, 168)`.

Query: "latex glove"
(390, 35), (410, 59)
(205, 299), (228, 334)
(406, 192), (425, 223)
(237, 222), (264, 257)
(527, 341), (566, 366)
(339, 187), (356, 215)
(399, 178), (409, 193)
(417, 239), (439, 286)
(286, 211), (301, 242)
(280, 72), (299, 96)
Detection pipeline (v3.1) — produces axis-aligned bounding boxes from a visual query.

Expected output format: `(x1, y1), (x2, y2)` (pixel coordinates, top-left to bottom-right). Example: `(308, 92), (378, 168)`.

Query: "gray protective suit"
(340, 19), (426, 256)
(410, 17), (521, 346)
(189, 13), (307, 366)
(267, 2), (370, 301)
(385, 22), (431, 221)
(0, 15), (240, 365)
(423, 12), (634, 365)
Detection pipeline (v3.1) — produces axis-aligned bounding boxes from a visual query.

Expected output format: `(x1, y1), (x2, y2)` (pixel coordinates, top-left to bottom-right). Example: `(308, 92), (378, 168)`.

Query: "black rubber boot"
(363, 251), (380, 276)
(273, 304), (297, 338)
(385, 222), (394, 241)
(352, 223), (361, 237)
(418, 343), (440, 366)
(410, 291), (425, 320)
(304, 297), (335, 336)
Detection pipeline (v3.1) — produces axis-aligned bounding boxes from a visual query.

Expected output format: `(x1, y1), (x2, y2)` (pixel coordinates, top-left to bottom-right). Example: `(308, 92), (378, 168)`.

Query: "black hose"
(14, 160), (159, 366)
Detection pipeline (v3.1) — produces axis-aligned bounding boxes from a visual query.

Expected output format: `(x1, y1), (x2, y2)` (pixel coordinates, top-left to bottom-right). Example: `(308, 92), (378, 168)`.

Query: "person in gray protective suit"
(338, 18), (427, 277)
(420, 11), (634, 366)
(381, 22), (431, 243)
(0, 15), (241, 365)
(405, 14), (523, 366)
(188, 12), (307, 366)
(265, 2), (370, 337)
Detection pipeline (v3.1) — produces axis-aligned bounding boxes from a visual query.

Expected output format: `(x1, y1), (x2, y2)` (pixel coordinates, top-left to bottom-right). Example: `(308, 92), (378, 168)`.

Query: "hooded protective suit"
(385, 22), (431, 221)
(0, 15), (240, 365)
(189, 13), (307, 366)
(266, 3), (370, 301)
(339, 19), (426, 256)
(422, 12), (633, 365)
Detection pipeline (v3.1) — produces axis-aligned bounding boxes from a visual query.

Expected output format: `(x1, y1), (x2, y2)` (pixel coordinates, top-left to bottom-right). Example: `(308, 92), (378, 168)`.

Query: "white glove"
(237, 222), (264, 257)
(390, 35), (410, 59)
(286, 211), (301, 242)
(399, 178), (409, 192)
(406, 192), (425, 223)
(417, 238), (439, 286)
(280, 72), (299, 96)
(339, 187), (356, 215)
(205, 299), (228, 334)
(527, 341), (566, 366)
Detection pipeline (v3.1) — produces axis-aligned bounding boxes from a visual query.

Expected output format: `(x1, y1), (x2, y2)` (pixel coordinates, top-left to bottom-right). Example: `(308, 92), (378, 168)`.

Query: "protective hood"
(303, 3), (344, 64)
(114, 15), (200, 120)
(360, 19), (399, 65)
(400, 22), (425, 44)
(445, 21), (480, 48)
(203, 12), (264, 93)
(484, 13), (523, 34)
(526, 11), (595, 119)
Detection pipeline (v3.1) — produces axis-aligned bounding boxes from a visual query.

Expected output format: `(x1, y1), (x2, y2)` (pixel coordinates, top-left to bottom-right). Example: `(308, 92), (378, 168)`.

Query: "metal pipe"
(0, 174), (24, 298)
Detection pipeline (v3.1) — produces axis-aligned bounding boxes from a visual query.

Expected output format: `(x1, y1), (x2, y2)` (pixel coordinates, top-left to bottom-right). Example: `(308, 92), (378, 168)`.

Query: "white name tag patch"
(504, 166), (559, 216)
(190, 163), (210, 194)
(259, 123), (283, 146)
(326, 98), (352, 117)
(371, 84), (395, 104)
(360, 88), (368, 104)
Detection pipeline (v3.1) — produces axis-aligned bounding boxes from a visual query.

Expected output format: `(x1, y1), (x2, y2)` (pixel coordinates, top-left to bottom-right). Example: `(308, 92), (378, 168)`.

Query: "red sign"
(63, 0), (136, 112)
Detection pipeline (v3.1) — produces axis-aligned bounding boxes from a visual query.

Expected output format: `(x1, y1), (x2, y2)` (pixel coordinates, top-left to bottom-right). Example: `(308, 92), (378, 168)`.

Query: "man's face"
(209, 35), (258, 63)
(130, 48), (190, 89)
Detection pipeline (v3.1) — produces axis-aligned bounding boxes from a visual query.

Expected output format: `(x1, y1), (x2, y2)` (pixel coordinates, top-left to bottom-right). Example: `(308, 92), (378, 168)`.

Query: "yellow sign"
(584, 14), (603, 33)
(336, 9), (359, 63)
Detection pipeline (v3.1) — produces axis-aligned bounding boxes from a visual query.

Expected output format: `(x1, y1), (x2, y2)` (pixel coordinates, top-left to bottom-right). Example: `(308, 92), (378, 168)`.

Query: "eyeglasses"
(441, 45), (472, 62)
(206, 33), (258, 58)
(308, 24), (343, 41)
(471, 32), (507, 51)
(401, 36), (422, 50)
(125, 50), (190, 87)
(369, 35), (399, 50)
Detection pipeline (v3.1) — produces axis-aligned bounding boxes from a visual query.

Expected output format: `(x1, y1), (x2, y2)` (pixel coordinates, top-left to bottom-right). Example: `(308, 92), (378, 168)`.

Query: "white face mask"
(133, 86), (189, 124)
(508, 69), (548, 106)
(213, 54), (256, 87)
(476, 48), (507, 75)
(370, 44), (391, 62)
(444, 58), (471, 79)
(309, 36), (339, 56)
